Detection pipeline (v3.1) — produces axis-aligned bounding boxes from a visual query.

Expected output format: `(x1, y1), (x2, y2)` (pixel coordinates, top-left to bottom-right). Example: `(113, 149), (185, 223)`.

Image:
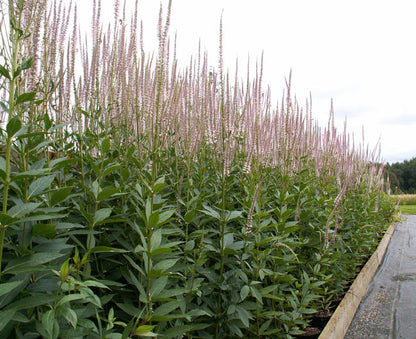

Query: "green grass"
(399, 204), (416, 214)
(391, 194), (416, 205)
(391, 195), (416, 214)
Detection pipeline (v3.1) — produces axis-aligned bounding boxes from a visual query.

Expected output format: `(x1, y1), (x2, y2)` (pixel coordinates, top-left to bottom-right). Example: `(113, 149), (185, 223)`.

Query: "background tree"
(385, 157), (416, 193)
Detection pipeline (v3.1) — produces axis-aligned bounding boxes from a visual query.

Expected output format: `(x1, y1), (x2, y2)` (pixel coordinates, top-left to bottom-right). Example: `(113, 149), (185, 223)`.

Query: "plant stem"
(0, 137), (12, 274)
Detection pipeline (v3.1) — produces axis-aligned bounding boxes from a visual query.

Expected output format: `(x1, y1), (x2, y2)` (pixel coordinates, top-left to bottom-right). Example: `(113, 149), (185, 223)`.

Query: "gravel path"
(345, 215), (416, 339)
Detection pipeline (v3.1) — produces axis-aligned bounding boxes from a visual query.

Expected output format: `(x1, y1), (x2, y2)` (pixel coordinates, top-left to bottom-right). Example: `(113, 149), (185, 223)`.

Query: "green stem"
(216, 173), (227, 336)
(146, 192), (155, 321)
(0, 138), (13, 274)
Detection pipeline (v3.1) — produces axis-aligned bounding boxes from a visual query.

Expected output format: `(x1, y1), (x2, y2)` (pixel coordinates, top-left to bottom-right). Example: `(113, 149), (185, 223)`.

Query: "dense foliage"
(0, 1), (396, 338)
(385, 158), (416, 194)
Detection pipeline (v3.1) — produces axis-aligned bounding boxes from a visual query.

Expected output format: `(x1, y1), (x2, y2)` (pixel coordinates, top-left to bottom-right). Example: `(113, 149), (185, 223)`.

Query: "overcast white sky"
(76, 0), (416, 163)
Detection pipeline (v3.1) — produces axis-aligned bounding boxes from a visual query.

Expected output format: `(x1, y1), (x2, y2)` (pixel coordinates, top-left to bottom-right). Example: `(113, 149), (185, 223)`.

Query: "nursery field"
(0, 0), (396, 338)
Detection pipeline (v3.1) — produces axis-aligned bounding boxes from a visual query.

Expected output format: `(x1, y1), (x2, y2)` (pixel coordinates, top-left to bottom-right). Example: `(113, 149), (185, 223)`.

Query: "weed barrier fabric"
(345, 215), (416, 338)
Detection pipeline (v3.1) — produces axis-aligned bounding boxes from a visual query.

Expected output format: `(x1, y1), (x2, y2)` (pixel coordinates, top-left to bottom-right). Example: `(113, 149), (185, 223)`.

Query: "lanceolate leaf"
(0, 213), (16, 226)
(21, 57), (34, 70)
(28, 175), (55, 198)
(151, 258), (179, 274)
(57, 306), (77, 328)
(50, 187), (73, 206)
(32, 224), (56, 239)
(0, 101), (8, 113)
(0, 309), (16, 332)
(0, 281), (25, 297)
(94, 208), (112, 225)
(134, 325), (157, 337)
(0, 64), (10, 79)
(5, 294), (55, 311)
(88, 246), (128, 254)
(152, 300), (182, 316)
(0, 156), (7, 173)
(3, 252), (66, 274)
(6, 116), (22, 137)
(8, 202), (42, 218)
(150, 276), (168, 299)
(161, 324), (211, 339)
(201, 205), (221, 220)
(97, 187), (120, 202)
(15, 91), (36, 104)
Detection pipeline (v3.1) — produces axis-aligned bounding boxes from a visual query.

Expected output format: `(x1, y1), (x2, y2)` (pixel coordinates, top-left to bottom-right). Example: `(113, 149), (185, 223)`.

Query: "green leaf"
(152, 176), (165, 193)
(150, 276), (168, 299)
(105, 334), (123, 339)
(6, 294), (55, 310)
(13, 168), (50, 178)
(240, 285), (250, 301)
(42, 309), (59, 339)
(152, 300), (182, 316)
(32, 223), (56, 239)
(21, 57), (34, 70)
(0, 156), (6, 173)
(158, 209), (175, 226)
(6, 116), (22, 137)
(152, 258), (178, 273)
(225, 210), (243, 222)
(16, 91), (36, 104)
(94, 208), (112, 225)
(101, 138), (111, 153)
(184, 210), (194, 223)
(151, 229), (162, 250)
(4, 252), (66, 274)
(134, 325), (157, 337)
(82, 280), (110, 289)
(50, 187), (72, 206)
(57, 306), (77, 328)
(0, 309), (16, 332)
(43, 113), (52, 130)
(28, 175), (55, 198)
(148, 212), (159, 228)
(0, 101), (8, 113)
(122, 318), (136, 339)
(56, 294), (85, 307)
(18, 213), (66, 224)
(145, 198), (152, 224)
(103, 164), (121, 177)
(50, 157), (77, 170)
(0, 213), (15, 226)
(88, 246), (127, 254)
(250, 286), (263, 304)
(161, 324), (210, 339)
(201, 205), (221, 220)
(8, 202), (42, 218)
(0, 64), (10, 79)
(12, 66), (21, 79)
(97, 187), (120, 202)
(79, 286), (102, 308)
(116, 301), (140, 317)
(0, 280), (24, 297)
(235, 305), (252, 327)
(224, 233), (234, 248)
(90, 180), (99, 200)
(259, 319), (273, 334)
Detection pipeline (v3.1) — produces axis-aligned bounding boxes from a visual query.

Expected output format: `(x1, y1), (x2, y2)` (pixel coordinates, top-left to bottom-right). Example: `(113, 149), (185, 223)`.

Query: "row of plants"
(0, 0), (396, 338)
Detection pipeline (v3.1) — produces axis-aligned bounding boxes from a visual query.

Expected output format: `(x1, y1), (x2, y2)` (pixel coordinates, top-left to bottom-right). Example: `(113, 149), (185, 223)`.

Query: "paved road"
(345, 215), (416, 339)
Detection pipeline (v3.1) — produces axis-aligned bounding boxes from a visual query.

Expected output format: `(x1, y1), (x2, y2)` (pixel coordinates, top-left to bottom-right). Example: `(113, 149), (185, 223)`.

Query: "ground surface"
(345, 215), (416, 339)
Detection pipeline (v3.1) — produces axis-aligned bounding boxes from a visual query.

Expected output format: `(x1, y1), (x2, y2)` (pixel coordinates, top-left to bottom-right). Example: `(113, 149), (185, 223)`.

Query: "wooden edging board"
(318, 221), (398, 339)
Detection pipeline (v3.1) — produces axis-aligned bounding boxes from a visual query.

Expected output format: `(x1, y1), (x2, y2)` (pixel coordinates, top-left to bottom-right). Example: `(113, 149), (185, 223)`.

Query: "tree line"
(385, 157), (416, 194)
